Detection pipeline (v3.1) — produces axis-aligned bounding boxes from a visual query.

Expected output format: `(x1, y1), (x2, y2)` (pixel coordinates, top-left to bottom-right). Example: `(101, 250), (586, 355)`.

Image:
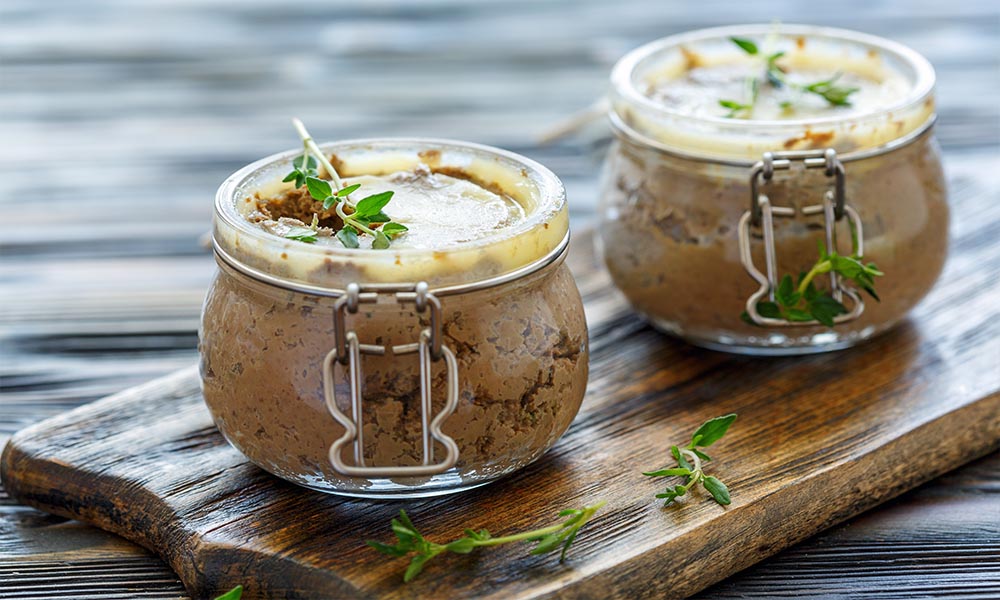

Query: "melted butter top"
(258, 165), (526, 250)
(346, 166), (525, 249)
(644, 51), (911, 121)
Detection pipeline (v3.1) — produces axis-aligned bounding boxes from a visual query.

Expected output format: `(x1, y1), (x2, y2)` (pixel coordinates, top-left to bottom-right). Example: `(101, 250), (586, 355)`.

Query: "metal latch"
(738, 149), (866, 327)
(322, 281), (459, 477)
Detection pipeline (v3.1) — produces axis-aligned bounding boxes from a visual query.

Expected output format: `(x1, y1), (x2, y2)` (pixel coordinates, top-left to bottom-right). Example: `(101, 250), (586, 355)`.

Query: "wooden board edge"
(3, 370), (998, 599)
(545, 390), (1000, 599)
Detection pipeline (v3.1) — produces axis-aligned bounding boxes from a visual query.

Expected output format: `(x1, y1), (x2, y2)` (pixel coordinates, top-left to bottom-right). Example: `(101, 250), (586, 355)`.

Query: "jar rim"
(212, 230), (570, 298)
(215, 137), (566, 257)
(213, 137), (569, 288)
(611, 23), (936, 130)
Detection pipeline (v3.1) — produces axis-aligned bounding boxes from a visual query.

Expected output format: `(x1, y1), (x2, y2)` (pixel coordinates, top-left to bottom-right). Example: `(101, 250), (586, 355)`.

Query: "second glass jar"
(599, 25), (949, 354)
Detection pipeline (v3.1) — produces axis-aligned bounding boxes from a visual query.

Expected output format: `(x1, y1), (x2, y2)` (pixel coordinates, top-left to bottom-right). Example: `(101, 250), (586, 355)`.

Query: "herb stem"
(677, 448), (706, 494)
(292, 117), (345, 191)
(335, 201), (378, 236)
(472, 501), (606, 547)
(796, 260), (831, 296)
(680, 448), (702, 473)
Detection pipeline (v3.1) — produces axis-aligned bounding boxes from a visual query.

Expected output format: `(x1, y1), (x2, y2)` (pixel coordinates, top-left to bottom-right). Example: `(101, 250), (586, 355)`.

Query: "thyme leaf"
(282, 155), (317, 188)
(336, 225), (359, 249)
(719, 99), (753, 118)
(284, 227), (318, 243)
(730, 36), (758, 55)
(284, 214), (321, 243)
(381, 222), (410, 238)
(355, 191), (395, 218)
(801, 74), (860, 106)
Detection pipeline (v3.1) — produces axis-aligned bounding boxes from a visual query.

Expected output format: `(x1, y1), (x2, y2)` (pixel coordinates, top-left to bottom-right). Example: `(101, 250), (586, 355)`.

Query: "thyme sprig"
(644, 414), (737, 507)
(368, 502), (606, 582)
(743, 240), (884, 327)
(282, 118), (408, 248)
(719, 37), (860, 117)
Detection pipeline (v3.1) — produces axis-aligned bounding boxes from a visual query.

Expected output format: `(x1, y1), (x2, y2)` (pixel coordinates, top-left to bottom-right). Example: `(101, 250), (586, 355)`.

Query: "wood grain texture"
(2, 0), (999, 597)
(3, 222), (1000, 599)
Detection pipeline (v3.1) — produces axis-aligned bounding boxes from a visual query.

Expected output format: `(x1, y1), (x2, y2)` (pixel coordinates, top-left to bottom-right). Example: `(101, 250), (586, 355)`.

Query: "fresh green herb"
(718, 99), (753, 118)
(282, 155), (317, 188)
(743, 239), (883, 327)
(719, 76), (760, 117)
(355, 190), (394, 217)
(644, 414), (737, 507)
(730, 36), (758, 55)
(724, 37), (860, 116)
(284, 227), (318, 243)
(337, 183), (361, 197)
(765, 50), (786, 88)
(213, 586), (242, 600)
(372, 230), (391, 249)
(381, 222), (410, 237)
(284, 118), (409, 249)
(284, 214), (320, 243)
(336, 225), (359, 249)
(305, 176), (337, 210)
(801, 74), (860, 106)
(368, 502), (606, 583)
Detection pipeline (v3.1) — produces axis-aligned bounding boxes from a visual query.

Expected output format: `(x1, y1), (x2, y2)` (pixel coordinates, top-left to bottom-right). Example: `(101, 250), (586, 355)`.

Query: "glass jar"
(599, 25), (948, 354)
(200, 139), (588, 498)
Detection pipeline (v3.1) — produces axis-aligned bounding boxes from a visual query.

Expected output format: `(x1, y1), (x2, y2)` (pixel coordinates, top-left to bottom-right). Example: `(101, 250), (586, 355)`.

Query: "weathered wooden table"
(1, 1), (998, 598)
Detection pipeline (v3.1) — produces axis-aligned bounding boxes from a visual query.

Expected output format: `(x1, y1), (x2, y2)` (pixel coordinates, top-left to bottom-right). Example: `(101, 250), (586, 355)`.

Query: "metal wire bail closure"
(738, 149), (866, 327)
(322, 281), (460, 478)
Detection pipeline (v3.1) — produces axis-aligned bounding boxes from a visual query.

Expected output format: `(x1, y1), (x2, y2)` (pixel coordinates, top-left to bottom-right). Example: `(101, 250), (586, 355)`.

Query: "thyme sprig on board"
(719, 37), (860, 117)
(368, 501), (606, 582)
(282, 118), (408, 248)
(644, 414), (737, 506)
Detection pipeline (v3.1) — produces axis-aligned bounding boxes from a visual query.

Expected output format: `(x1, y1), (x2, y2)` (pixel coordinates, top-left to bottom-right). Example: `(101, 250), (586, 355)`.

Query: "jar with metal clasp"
(201, 139), (588, 497)
(598, 24), (947, 354)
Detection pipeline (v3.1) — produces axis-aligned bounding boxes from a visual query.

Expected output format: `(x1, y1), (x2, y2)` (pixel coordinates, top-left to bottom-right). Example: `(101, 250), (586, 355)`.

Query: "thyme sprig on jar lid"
(719, 37), (861, 117)
(282, 118), (408, 248)
(644, 414), (736, 507)
(368, 501), (606, 583)
(742, 240), (884, 327)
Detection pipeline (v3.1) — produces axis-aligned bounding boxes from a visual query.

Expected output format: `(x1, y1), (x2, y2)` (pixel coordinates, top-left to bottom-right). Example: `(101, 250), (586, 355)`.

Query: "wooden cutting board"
(3, 229), (999, 600)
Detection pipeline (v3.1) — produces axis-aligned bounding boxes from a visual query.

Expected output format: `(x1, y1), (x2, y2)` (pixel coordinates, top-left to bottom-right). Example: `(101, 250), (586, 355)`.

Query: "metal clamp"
(739, 149), (866, 327)
(322, 282), (460, 477)
(749, 148), (845, 224)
